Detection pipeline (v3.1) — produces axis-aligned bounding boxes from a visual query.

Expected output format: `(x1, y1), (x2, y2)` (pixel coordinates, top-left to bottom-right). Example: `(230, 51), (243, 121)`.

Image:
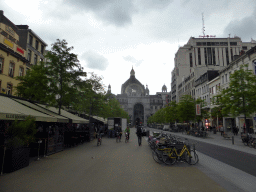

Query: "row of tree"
(148, 64), (256, 133)
(147, 96), (208, 126)
(15, 39), (129, 121)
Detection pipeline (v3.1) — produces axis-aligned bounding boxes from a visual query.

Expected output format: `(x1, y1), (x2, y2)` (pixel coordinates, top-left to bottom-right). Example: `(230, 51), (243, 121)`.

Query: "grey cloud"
(223, 7), (256, 42)
(63, 0), (136, 27)
(138, 0), (247, 43)
(123, 55), (143, 66)
(82, 51), (109, 71)
(61, 0), (176, 27)
(136, 0), (173, 10)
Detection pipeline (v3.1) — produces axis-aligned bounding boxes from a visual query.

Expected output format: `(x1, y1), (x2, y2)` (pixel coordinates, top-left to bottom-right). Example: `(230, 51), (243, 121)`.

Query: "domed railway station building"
(107, 67), (170, 126)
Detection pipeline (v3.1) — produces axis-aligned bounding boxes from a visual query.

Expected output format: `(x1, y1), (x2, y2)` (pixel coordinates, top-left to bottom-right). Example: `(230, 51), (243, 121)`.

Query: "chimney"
(0, 10), (3, 15)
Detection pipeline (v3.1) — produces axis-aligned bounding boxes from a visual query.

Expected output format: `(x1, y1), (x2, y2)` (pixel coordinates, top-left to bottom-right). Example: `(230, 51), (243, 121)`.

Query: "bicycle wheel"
(152, 150), (163, 164)
(187, 150), (199, 165)
(248, 139), (254, 148)
(162, 151), (176, 165)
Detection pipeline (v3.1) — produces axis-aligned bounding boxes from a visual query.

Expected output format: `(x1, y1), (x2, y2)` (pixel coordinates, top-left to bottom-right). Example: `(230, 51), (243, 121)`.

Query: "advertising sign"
(196, 104), (201, 115)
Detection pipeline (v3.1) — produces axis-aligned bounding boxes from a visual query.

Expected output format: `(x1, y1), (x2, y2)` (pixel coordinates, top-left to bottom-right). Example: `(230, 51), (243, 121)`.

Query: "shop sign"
(17, 47), (24, 55)
(4, 38), (14, 48)
(196, 104), (201, 115)
(5, 114), (27, 120)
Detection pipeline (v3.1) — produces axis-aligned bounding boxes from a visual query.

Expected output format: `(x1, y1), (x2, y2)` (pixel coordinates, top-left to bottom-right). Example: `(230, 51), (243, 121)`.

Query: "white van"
(163, 125), (170, 131)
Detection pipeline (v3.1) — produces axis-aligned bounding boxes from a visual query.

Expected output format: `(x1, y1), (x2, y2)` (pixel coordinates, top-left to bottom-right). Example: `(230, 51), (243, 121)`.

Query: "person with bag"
(136, 125), (142, 146)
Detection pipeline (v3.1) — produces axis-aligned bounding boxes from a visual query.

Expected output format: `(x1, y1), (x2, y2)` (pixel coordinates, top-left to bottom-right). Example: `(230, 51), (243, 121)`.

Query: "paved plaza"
(0, 128), (236, 192)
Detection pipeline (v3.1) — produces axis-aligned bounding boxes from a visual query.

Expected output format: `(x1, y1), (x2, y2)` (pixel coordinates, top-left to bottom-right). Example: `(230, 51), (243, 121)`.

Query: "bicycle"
(162, 139), (199, 165)
(152, 141), (166, 164)
(248, 138), (256, 148)
(125, 132), (129, 143)
(97, 133), (102, 146)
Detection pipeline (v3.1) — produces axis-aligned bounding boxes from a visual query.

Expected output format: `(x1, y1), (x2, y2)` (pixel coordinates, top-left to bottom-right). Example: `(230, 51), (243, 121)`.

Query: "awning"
(12, 99), (69, 123)
(89, 114), (107, 124)
(0, 96), (57, 122)
(37, 104), (89, 124)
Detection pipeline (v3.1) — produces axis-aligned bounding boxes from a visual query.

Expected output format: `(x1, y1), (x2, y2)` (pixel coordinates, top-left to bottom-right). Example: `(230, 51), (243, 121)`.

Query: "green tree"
(165, 101), (178, 124)
(214, 64), (256, 133)
(177, 95), (195, 124)
(73, 73), (106, 118)
(45, 39), (86, 114)
(14, 63), (54, 103)
(153, 108), (166, 124)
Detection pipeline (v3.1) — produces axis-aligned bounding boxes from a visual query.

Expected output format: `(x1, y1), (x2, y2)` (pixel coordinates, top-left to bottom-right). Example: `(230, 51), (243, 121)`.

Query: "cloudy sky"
(2, 0), (256, 95)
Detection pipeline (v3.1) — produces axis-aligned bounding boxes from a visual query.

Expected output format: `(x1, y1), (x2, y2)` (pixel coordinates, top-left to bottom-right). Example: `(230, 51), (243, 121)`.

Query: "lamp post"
(89, 97), (95, 140)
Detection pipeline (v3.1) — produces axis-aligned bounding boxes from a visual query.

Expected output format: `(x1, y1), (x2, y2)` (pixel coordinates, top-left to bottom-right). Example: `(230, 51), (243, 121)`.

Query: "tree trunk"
(58, 65), (63, 115)
(242, 95), (248, 134)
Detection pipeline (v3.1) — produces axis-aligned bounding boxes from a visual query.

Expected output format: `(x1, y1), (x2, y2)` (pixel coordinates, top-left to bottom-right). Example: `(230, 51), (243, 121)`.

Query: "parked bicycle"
(248, 138), (256, 148)
(162, 139), (198, 165)
(148, 132), (199, 165)
(241, 133), (253, 146)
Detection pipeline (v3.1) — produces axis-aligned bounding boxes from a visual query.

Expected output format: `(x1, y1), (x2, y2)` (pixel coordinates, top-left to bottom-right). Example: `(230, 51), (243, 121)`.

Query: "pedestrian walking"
(136, 125), (142, 146)
(235, 126), (239, 135)
(220, 126), (224, 136)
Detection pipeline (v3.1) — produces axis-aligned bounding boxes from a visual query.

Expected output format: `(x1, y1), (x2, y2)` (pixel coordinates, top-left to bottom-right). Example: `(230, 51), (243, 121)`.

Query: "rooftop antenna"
(202, 12), (205, 36)
(199, 13), (216, 38)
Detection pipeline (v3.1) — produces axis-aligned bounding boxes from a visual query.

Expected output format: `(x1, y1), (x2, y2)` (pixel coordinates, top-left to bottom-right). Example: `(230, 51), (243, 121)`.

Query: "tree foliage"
(15, 63), (53, 103)
(177, 95), (195, 123)
(164, 101), (178, 124)
(45, 39), (86, 114)
(214, 64), (256, 133)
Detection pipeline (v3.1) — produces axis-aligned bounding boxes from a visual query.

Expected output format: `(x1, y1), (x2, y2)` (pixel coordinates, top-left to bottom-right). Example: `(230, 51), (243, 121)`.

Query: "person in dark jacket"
(136, 125), (142, 146)
(116, 125), (122, 141)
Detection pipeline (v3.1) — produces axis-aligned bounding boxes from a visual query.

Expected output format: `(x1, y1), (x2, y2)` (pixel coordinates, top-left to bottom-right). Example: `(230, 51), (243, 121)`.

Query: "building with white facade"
(217, 46), (256, 134)
(171, 36), (256, 103)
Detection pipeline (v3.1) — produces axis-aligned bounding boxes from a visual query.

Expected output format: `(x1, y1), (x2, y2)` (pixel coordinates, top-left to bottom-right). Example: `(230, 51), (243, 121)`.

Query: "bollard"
(232, 136), (234, 145)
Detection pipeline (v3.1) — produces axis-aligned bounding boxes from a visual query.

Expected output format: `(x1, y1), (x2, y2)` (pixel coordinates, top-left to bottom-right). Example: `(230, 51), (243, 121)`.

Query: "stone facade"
(109, 67), (168, 126)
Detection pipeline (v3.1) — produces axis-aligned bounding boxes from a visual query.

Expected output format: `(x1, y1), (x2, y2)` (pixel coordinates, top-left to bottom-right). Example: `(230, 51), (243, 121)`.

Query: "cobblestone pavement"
(0, 128), (231, 192)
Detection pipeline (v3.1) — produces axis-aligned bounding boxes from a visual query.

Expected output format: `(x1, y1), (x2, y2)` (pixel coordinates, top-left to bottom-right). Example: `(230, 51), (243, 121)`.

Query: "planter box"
(3, 147), (30, 173)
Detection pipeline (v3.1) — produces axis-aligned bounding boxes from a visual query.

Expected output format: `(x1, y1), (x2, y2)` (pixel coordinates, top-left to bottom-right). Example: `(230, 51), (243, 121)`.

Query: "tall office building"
(171, 36), (256, 102)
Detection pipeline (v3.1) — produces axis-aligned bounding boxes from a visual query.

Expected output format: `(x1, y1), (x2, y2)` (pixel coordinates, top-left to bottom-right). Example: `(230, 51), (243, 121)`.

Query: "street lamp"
(89, 97), (95, 140)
